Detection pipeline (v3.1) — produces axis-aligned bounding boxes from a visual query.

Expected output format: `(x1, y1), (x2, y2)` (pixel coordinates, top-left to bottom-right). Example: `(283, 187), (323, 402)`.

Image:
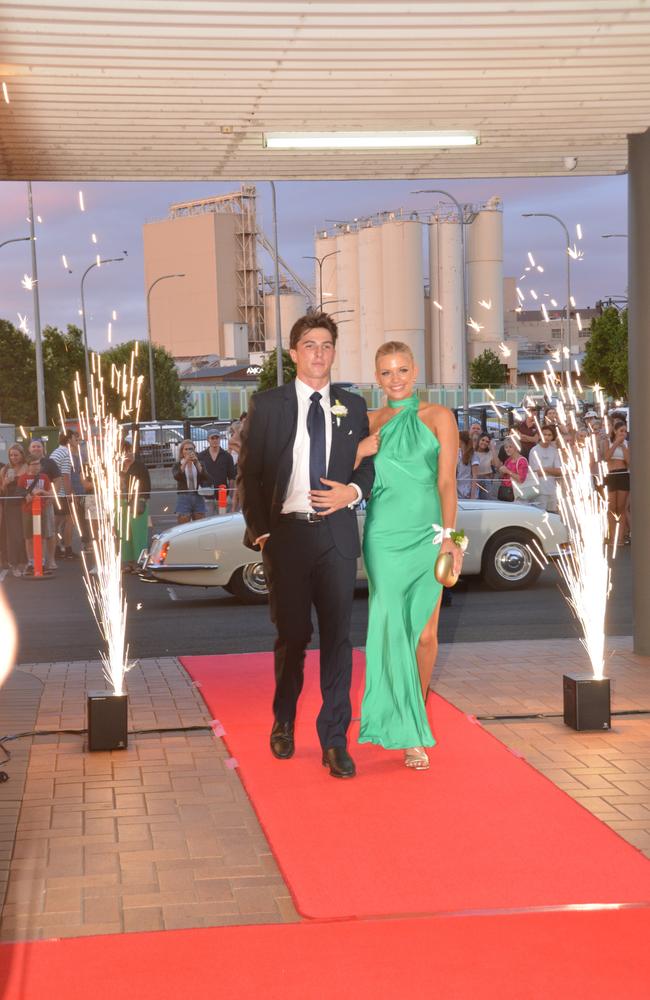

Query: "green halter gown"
(359, 394), (443, 750)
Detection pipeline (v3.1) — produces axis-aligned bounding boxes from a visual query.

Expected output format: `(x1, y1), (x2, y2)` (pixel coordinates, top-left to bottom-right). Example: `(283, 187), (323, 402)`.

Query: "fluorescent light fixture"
(263, 130), (479, 150)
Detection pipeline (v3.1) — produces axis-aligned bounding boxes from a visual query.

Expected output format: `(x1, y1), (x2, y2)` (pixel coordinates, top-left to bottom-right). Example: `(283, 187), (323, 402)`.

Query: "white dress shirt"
(282, 378), (334, 514)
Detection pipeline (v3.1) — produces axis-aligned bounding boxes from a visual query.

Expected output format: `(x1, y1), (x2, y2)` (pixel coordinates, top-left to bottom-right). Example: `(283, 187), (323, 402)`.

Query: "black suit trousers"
(262, 518), (357, 749)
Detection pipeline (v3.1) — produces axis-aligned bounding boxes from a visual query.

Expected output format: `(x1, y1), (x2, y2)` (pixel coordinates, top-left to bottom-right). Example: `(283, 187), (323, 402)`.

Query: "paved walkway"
(0, 638), (648, 941)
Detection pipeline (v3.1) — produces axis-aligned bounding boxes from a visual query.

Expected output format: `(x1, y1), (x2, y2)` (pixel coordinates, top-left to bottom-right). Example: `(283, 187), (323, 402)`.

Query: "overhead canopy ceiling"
(1, 1), (650, 180)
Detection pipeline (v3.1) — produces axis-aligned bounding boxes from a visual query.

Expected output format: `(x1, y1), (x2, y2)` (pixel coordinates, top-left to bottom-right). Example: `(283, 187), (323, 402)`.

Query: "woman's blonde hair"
(8, 443), (27, 464)
(375, 341), (414, 366)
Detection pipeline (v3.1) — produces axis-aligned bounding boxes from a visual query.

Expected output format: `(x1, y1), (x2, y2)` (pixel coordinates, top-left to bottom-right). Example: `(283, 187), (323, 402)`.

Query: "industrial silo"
(380, 219), (425, 379)
(465, 196), (504, 360)
(332, 229), (361, 384)
(357, 223), (384, 383)
(429, 216), (464, 386)
(263, 288), (307, 351)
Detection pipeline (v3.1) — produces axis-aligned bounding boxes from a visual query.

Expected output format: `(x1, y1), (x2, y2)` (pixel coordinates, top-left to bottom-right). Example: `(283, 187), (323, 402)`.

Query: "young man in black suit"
(237, 313), (375, 778)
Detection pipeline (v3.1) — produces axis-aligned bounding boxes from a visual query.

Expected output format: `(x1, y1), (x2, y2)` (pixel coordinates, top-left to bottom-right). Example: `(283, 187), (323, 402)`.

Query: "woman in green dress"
(357, 341), (464, 770)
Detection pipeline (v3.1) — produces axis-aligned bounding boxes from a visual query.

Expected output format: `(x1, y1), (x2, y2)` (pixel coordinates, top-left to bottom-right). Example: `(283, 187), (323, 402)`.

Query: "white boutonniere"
(331, 399), (348, 427)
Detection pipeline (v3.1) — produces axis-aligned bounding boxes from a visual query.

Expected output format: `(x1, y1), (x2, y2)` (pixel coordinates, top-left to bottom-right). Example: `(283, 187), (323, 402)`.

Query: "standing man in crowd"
(198, 428), (236, 516)
(238, 312), (374, 779)
(513, 409), (540, 458)
(49, 431), (76, 560)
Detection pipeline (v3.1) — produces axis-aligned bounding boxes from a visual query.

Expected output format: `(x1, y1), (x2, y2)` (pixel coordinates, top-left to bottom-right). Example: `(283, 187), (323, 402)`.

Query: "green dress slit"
(359, 394), (442, 750)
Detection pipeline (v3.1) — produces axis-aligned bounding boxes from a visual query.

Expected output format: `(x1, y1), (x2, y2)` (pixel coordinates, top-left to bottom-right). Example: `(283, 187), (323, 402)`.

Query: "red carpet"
(181, 651), (650, 920)
(2, 908), (650, 999)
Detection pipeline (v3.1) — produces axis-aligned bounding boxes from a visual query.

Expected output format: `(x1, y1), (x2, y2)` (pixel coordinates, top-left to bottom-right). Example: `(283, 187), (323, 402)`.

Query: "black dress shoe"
(270, 721), (294, 759)
(321, 747), (356, 779)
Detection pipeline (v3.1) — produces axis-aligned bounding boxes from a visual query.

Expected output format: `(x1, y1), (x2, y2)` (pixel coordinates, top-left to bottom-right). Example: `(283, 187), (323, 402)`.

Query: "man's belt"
(279, 511), (325, 523)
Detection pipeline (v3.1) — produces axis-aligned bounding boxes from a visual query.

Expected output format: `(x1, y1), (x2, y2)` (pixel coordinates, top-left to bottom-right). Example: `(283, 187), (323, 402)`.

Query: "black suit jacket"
(237, 381), (375, 558)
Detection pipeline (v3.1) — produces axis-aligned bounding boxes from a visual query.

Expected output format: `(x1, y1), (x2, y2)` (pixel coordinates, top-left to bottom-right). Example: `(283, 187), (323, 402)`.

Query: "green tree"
(0, 319), (37, 426)
(100, 340), (188, 420)
(582, 306), (628, 398)
(42, 324), (87, 423)
(470, 348), (507, 388)
(258, 348), (296, 392)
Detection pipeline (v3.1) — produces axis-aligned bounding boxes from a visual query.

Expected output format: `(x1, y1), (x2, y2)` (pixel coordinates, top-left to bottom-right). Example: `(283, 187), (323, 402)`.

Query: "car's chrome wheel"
(493, 541), (532, 582)
(481, 529), (542, 590)
(228, 563), (269, 603)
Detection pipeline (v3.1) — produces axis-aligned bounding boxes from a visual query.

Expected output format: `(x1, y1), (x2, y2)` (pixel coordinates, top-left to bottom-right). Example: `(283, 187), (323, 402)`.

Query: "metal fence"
(121, 420), (233, 468)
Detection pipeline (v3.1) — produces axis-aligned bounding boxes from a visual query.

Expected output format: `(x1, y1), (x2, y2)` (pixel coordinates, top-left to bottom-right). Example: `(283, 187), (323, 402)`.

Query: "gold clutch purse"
(434, 551), (459, 588)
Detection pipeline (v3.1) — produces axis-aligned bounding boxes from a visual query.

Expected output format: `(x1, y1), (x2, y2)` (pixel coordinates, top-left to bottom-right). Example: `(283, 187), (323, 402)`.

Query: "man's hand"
(309, 479), (358, 516)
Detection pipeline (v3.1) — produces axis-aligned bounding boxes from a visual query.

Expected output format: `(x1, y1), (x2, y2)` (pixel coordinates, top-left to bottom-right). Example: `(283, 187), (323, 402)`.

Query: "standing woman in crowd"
(120, 441), (151, 573)
(172, 439), (211, 524)
(456, 430), (480, 499)
(474, 433), (497, 499)
(0, 444), (28, 576)
(491, 436), (529, 503)
(528, 425), (562, 512)
(603, 420), (630, 547)
(356, 341), (464, 771)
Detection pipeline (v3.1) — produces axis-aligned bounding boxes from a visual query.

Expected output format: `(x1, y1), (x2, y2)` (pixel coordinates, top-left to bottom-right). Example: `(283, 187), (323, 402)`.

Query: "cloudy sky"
(0, 174), (627, 352)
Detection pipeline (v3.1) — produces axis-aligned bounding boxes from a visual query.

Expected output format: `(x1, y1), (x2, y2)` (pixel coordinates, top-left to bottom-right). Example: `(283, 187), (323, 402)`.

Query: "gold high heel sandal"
(404, 747), (430, 770)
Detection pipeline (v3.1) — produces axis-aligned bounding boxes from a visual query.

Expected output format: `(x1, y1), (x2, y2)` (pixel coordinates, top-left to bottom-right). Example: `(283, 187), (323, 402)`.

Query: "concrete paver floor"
(0, 638), (648, 941)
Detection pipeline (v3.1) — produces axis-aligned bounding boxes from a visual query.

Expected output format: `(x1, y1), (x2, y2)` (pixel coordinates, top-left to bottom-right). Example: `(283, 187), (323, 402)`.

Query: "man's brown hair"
(289, 312), (338, 350)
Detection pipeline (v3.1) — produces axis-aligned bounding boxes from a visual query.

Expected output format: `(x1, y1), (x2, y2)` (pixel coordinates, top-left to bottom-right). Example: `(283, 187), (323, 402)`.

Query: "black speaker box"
(563, 674), (611, 731)
(87, 691), (128, 751)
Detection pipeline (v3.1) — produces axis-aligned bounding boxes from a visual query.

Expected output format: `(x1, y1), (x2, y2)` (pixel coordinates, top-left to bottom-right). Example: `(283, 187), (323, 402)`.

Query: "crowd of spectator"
(0, 405), (628, 576)
(0, 430), (154, 578)
(171, 413), (246, 525)
(456, 402), (631, 546)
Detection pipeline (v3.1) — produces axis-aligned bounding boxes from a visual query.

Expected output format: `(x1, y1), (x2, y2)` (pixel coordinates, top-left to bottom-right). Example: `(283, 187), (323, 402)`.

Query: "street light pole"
(269, 181), (284, 387)
(0, 236), (31, 251)
(302, 250), (340, 311)
(522, 212), (572, 375)
(26, 182), (46, 426)
(146, 273), (185, 422)
(80, 257), (126, 417)
(414, 189), (469, 422)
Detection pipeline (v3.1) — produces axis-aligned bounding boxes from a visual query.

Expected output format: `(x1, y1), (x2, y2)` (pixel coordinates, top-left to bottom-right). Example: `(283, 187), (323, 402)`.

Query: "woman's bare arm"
(425, 407), (459, 529)
(354, 410), (383, 469)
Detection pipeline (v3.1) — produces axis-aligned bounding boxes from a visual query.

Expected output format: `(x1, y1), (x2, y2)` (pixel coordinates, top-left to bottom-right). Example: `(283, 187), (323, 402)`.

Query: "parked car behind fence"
(140, 502), (570, 603)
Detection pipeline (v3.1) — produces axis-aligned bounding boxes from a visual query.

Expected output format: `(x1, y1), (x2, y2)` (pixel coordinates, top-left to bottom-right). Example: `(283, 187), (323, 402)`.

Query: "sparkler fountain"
(489, 357), (613, 731)
(61, 349), (144, 750)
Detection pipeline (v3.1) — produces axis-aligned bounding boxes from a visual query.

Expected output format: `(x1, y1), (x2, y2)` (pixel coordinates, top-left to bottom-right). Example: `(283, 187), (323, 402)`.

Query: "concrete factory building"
(315, 198), (506, 386)
(143, 185), (313, 365)
(144, 189), (591, 387)
(143, 187), (266, 360)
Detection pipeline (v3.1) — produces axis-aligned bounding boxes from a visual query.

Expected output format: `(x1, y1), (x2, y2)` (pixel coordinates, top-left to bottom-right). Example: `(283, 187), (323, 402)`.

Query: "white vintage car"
(140, 502), (569, 603)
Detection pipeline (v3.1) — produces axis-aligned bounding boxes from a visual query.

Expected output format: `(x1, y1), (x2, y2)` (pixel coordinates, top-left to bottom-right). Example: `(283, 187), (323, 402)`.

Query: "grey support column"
(628, 128), (650, 655)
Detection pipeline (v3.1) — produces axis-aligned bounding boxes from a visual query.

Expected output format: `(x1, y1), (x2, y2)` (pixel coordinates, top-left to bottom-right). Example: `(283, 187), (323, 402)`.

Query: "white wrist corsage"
(331, 399), (348, 427)
(432, 524), (469, 551)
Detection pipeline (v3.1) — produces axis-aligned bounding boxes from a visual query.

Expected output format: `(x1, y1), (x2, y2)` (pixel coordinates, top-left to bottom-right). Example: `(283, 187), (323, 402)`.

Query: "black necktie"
(307, 391), (326, 502)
